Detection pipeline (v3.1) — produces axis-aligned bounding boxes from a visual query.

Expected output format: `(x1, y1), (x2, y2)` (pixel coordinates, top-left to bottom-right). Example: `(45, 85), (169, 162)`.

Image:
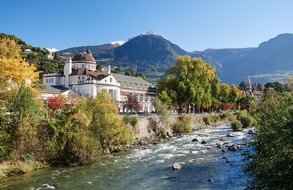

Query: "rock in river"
(228, 145), (238, 151)
(172, 163), (182, 170)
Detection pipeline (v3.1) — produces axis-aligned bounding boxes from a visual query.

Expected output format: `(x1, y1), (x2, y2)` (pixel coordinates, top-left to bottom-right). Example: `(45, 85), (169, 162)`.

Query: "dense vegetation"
(244, 88), (293, 189)
(0, 33), (64, 79)
(157, 55), (248, 114)
(0, 37), (134, 177)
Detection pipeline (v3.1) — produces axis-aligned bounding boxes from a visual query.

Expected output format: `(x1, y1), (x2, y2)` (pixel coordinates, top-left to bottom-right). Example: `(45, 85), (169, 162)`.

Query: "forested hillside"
(0, 33), (64, 79)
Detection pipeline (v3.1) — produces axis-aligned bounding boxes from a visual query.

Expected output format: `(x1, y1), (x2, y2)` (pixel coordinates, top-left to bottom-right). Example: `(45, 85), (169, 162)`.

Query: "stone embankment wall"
(134, 113), (228, 141)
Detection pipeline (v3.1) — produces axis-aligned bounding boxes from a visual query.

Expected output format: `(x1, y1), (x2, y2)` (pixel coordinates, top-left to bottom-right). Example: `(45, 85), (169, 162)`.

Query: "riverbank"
(0, 124), (254, 190)
(0, 112), (231, 179)
(133, 112), (230, 142)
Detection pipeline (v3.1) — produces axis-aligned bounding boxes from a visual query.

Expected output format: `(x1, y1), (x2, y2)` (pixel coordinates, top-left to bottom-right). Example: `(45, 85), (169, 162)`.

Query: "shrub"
(220, 110), (231, 119)
(239, 115), (254, 128)
(221, 103), (233, 110)
(231, 120), (243, 131)
(173, 115), (192, 134)
(229, 114), (237, 122)
(212, 103), (220, 111)
(236, 110), (248, 120)
(129, 116), (138, 128)
(200, 104), (207, 111)
(203, 115), (221, 125)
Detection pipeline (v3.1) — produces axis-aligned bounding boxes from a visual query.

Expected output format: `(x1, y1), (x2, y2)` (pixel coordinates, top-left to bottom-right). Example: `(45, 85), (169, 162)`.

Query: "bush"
(173, 115), (192, 134)
(236, 110), (248, 120)
(221, 103), (234, 110)
(231, 120), (243, 131)
(239, 115), (254, 128)
(203, 115), (221, 125)
(129, 116), (138, 128)
(229, 114), (237, 122)
(220, 110), (231, 119)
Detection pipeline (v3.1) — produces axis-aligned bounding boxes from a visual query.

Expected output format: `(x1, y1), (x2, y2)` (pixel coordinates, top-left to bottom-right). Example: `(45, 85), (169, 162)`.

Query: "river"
(0, 125), (253, 190)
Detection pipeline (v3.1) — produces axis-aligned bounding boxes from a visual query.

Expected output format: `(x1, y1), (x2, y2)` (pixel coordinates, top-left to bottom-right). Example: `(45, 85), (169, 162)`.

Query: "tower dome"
(72, 48), (95, 63)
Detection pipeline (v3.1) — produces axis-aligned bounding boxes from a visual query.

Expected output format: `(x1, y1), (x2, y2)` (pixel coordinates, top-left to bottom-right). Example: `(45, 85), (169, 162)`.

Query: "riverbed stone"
(201, 141), (207, 144)
(172, 163), (182, 170)
(166, 131), (173, 138)
(248, 129), (255, 134)
(228, 145), (238, 151)
(207, 178), (214, 182)
(226, 133), (235, 137)
(192, 138), (199, 142)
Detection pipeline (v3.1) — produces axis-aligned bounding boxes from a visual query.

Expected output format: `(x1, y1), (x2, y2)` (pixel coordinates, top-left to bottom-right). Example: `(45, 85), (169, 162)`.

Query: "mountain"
(110, 34), (189, 73)
(59, 34), (190, 82)
(192, 33), (293, 84)
(58, 43), (121, 60)
(59, 33), (293, 84)
(95, 34), (190, 74)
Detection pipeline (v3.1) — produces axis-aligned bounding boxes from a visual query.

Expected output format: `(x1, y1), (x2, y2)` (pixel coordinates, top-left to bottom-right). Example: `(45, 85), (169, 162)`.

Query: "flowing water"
(0, 125), (254, 190)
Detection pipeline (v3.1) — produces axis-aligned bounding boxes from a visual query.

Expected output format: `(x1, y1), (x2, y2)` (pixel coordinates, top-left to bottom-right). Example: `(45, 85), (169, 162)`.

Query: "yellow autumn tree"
(0, 36), (20, 59)
(0, 37), (39, 88)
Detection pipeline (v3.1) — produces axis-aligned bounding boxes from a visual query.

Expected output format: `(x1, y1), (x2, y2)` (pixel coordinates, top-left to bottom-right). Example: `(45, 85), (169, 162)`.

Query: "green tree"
(48, 97), (97, 165)
(158, 56), (217, 113)
(238, 81), (246, 91)
(219, 83), (230, 103)
(136, 72), (148, 81)
(10, 83), (44, 159)
(87, 90), (133, 149)
(245, 90), (293, 189)
(229, 84), (243, 105)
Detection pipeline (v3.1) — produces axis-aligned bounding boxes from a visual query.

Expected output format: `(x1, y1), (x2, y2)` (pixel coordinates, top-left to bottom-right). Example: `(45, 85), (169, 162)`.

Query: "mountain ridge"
(59, 33), (293, 84)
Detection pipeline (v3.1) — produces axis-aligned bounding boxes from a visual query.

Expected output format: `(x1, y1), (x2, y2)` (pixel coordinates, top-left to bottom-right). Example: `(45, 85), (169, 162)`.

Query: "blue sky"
(1, 0), (293, 52)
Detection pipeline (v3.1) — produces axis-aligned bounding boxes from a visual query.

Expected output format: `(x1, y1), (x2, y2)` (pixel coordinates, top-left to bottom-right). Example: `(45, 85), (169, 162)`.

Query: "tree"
(158, 56), (217, 113)
(48, 95), (65, 111)
(0, 36), (20, 59)
(124, 94), (142, 113)
(48, 97), (97, 165)
(87, 90), (133, 149)
(238, 81), (246, 91)
(111, 66), (121, 74)
(245, 90), (293, 189)
(157, 90), (172, 108)
(124, 71), (132, 76)
(264, 82), (288, 93)
(229, 84), (244, 105)
(10, 83), (44, 159)
(219, 83), (230, 103)
(0, 37), (39, 88)
(136, 72), (148, 81)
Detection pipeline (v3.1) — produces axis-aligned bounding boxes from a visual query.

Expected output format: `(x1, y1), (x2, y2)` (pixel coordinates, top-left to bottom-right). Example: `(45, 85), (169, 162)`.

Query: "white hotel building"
(42, 48), (156, 113)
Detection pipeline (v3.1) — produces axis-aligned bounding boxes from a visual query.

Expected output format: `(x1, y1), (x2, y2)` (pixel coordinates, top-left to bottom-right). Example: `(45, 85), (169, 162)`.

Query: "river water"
(0, 125), (253, 190)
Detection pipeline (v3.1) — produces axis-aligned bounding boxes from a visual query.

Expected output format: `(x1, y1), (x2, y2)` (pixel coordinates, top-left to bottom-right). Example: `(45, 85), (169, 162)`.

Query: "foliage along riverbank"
(0, 107), (236, 179)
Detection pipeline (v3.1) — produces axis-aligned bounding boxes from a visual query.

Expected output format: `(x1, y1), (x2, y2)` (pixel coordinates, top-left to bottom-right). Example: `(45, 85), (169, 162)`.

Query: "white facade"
(43, 50), (156, 113)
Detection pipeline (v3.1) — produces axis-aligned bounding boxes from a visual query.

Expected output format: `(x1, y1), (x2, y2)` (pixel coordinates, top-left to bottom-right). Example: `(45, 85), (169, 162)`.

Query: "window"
(110, 77), (112, 83)
(78, 76), (80, 79)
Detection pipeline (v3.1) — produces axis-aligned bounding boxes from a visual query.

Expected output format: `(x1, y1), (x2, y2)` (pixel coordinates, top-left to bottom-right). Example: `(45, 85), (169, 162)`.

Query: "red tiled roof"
(72, 52), (95, 63)
(70, 68), (105, 80)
